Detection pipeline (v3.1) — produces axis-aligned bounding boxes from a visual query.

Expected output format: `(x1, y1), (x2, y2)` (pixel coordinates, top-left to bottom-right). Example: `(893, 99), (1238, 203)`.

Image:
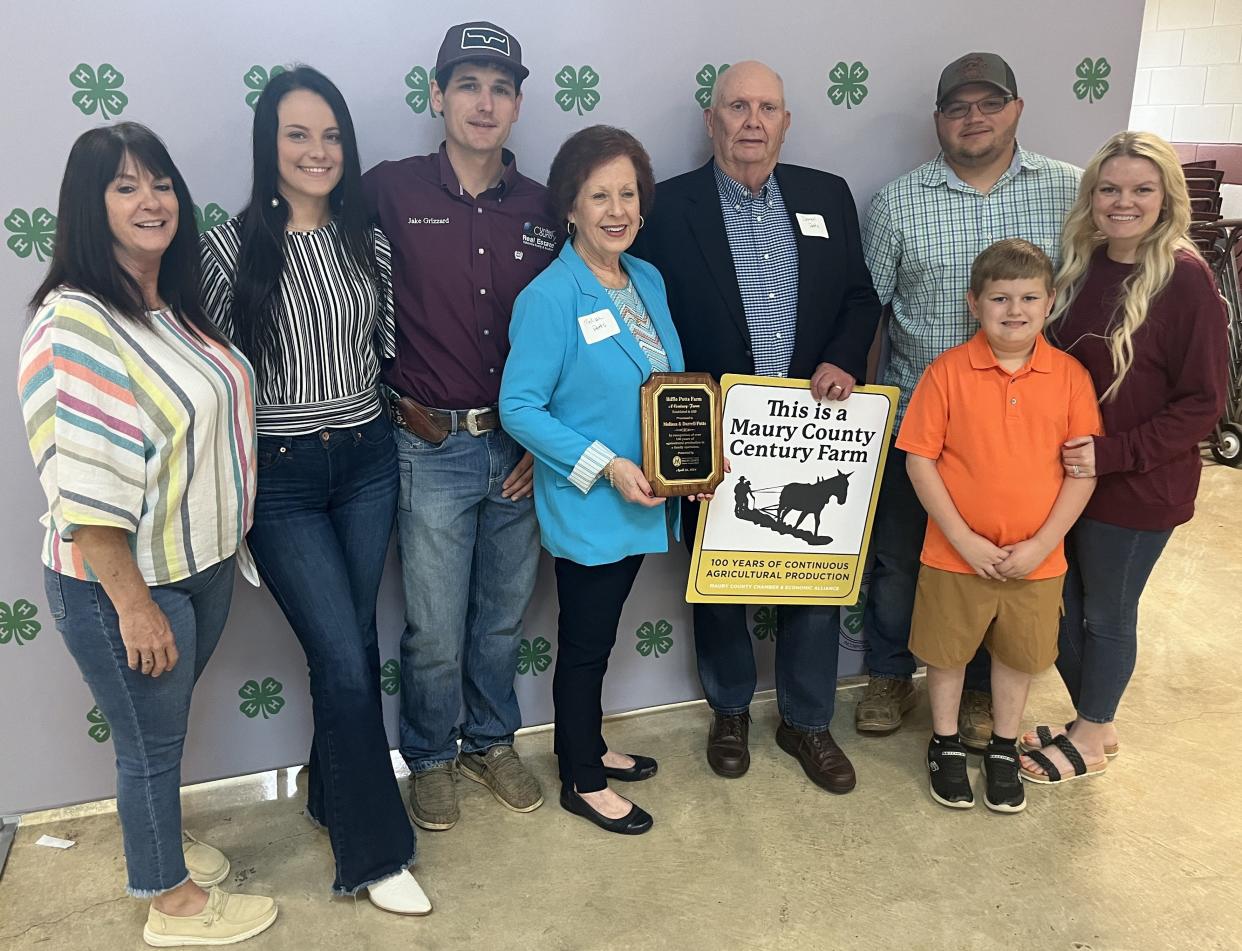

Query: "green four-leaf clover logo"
(5, 208), (56, 262)
(842, 590), (866, 636)
(87, 706), (111, 744)
(1073, 57), (1111, 104)
(517, 636), (552, 676)
(405, 66), (440, 117)
(635, 619), (673, 658)
(238, 677), (285, 719)
(380, 659), (400, 696)
(70, 63), (128, 119)
(751, 606), (778, 641)
(555, 65), (601, 116)
(244, 65), (286, 110)
(827, 61), (869, 110)
(695, 63), (730, 109)
(194, 203), (229, 234)
(0, 599), (41, 646)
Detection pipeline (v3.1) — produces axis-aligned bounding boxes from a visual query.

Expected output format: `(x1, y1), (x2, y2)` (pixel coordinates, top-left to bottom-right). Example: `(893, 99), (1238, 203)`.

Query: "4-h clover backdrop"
(0, 0), (1142, 813)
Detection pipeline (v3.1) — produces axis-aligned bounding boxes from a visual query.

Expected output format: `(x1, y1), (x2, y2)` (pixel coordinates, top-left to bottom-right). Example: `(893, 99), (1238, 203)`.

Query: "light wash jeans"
(394, 425), (539, 772)
(46, 557), (235, 896)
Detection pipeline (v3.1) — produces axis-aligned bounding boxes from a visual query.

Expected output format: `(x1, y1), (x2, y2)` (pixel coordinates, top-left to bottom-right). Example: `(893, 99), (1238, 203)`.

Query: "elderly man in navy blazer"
(632, 60), (881, 793)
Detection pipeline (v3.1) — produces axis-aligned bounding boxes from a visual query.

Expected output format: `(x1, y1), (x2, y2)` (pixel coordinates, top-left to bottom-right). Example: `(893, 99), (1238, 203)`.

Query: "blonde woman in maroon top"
(1019, 131), (1228, 785)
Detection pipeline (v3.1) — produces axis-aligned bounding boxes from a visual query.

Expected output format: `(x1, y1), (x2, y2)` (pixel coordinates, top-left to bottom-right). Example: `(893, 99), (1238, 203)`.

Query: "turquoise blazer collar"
(557, 239), (683, 376)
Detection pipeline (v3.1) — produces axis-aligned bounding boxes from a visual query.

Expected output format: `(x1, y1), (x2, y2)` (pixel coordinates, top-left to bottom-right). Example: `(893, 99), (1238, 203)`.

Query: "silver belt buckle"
(464, 407), (488, 437)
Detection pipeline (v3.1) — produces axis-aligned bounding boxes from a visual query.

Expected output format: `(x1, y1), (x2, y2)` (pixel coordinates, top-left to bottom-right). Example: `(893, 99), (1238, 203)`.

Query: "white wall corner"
(1129, 104), (1178, 138)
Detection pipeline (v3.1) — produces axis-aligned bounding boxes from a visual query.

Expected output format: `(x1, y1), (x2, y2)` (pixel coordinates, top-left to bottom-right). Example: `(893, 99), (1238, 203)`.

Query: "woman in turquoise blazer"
(501, 126), (703, 836)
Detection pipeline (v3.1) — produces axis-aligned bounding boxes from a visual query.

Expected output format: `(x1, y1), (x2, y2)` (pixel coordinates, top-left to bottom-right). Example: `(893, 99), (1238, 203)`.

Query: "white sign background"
(705, 384), (894, 556)
(0, 0), (1141, 813)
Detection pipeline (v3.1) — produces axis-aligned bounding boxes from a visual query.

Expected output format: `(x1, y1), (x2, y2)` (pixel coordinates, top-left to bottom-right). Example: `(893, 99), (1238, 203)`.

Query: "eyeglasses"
(938, 96), (1014, 120)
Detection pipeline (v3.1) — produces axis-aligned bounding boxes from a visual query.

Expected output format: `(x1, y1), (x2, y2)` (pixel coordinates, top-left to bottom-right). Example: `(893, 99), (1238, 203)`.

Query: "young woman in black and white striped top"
(199, 66), (429, 916)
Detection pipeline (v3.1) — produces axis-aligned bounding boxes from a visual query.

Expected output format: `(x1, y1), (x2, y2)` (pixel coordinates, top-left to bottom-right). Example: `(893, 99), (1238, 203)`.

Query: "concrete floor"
(2, 462), (1239, 951)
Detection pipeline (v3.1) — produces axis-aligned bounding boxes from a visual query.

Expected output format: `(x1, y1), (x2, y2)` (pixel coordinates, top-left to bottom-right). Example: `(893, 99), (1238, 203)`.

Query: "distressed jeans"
(394, 426), (539, 772)
(46, 557), (235, 897)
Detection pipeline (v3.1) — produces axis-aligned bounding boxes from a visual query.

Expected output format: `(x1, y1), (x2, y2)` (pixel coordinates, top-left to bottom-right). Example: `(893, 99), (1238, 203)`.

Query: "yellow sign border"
(685, 375), (900, 605)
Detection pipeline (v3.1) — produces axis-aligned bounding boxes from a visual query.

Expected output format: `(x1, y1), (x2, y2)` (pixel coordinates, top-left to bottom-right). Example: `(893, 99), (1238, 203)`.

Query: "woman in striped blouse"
(18, 123), (277, 946)
(199, 67), (426, 915)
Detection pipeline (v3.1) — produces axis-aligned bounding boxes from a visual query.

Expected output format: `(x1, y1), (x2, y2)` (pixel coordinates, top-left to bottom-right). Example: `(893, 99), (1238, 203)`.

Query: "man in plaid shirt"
(857, 52), (1081, 748)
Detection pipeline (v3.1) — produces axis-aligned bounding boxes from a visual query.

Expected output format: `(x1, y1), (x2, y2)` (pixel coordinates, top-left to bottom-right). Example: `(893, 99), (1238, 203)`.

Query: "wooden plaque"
(640, 372), (724, 498)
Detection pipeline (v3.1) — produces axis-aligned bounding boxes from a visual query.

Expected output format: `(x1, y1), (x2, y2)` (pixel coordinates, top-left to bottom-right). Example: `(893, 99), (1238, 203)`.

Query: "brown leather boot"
(707, 711), (750, 778)
(775, 722), (857, 793)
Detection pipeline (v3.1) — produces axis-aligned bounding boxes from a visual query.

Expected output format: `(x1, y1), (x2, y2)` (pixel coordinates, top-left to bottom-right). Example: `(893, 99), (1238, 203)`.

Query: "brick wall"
(1131, 0), (1242, 141)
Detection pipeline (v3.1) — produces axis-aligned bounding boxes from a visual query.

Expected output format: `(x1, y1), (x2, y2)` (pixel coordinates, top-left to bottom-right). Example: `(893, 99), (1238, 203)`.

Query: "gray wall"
(0, 0), (1142, 814)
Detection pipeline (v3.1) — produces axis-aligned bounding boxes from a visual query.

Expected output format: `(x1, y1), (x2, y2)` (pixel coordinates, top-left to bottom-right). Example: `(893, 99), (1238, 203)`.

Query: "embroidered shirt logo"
(407, 216), (451, 225)
(522, 221), (557, 251)
(462, 27), (510, 54)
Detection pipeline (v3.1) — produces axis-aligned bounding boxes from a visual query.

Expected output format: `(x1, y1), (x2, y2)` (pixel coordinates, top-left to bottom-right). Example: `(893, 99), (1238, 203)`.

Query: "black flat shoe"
(559, 787), (653, 835)
(602, 754), (658, 782)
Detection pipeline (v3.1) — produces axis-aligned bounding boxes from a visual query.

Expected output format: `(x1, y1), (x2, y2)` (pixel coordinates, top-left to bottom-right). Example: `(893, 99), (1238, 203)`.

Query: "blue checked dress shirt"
(862, 146), (1081, 424)
(714, 164), (800, 377)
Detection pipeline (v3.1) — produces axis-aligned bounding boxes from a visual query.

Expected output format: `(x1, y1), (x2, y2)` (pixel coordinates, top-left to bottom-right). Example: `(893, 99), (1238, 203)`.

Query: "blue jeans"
(247, 415), (415, 895)
(45, 557), (235, 897)
(1056, 517), (1173, 724)
(394, 426), (539, 771)
(862, 445), (991, 692)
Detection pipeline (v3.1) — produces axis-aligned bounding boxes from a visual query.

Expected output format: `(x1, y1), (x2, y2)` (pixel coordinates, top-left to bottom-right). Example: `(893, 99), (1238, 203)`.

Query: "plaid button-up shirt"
(863, 146), (1081, 424)
(715, 164), (800, 377)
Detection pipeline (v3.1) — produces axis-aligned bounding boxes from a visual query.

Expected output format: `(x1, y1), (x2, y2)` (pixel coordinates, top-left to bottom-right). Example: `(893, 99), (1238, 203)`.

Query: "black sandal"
(1019, 734), (1107, 785)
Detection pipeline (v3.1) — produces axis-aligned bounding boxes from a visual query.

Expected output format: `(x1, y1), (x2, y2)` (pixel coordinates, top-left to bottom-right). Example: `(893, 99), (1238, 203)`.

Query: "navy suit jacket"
(631, 159), (881, 382)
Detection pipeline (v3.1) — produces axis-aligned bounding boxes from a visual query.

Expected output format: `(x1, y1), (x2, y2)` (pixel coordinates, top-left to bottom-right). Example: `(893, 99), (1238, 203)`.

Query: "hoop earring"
(566, 221), (576, 235)
(638, 215), (645, 230)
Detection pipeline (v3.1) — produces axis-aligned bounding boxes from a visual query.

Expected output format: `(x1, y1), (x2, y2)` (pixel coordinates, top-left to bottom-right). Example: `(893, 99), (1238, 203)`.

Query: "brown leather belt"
(387, 390), (500, 444)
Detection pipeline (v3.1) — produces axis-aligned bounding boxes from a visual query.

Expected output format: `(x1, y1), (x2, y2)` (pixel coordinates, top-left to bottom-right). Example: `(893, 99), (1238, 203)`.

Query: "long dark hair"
(29, 122), (225, 344)
(228, 65), (377, 387)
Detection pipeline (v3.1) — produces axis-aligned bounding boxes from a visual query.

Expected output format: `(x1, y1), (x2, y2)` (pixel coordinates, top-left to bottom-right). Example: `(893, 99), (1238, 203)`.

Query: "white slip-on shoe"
(367, 870), (432, 916)
(183, 831), (230, 888)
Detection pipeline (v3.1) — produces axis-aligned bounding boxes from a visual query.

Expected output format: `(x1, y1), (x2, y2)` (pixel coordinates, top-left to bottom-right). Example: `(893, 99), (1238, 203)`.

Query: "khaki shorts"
(908, 566), (1064, 675)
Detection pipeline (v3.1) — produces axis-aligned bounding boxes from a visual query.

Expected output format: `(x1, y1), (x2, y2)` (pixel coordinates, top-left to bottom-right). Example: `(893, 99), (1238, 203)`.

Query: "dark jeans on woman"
(46, 557), (235, 896)
(552, 555), (645, 793)
(1056, 516), (1173, 724)
(247, 414), (414, 895)
(862, 445), (991, 691)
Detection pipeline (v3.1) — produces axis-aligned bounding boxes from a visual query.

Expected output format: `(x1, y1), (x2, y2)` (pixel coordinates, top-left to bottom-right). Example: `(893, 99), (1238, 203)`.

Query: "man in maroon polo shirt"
(363, 20), (560, 831)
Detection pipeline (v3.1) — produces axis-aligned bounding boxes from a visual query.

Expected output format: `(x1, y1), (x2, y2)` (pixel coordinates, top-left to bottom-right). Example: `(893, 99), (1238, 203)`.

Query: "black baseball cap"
(936, 52), (1017, 107)
(435, 21), (528, 84)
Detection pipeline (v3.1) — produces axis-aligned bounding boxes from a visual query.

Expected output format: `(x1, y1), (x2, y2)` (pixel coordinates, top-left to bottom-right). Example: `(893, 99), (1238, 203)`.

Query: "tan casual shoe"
(182, 832), (229, 888)
(958, 690), (993, 752)
(143, 886), (277, 947)
(458, 745), (544, 813)
(409, 762), (459, 831)
(854, 677), (917, 734)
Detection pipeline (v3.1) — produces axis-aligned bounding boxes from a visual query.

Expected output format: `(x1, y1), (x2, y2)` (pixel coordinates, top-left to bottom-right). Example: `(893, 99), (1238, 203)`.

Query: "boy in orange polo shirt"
(896, 239), (1102, 813)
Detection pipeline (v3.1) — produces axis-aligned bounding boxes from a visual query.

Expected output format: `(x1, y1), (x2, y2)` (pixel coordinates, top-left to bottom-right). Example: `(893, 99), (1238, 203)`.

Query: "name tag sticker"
(578, 309), (621, 344)
(796, 213), (830, 239)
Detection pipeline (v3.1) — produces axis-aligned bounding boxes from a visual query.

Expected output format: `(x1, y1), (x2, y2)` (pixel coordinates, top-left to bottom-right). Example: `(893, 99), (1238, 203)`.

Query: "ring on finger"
(1072, 465), (1080, 476)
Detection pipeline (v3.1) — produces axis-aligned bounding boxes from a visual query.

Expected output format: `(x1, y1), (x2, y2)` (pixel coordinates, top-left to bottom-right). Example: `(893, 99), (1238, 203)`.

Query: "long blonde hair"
(1048, 131), (1200, 401)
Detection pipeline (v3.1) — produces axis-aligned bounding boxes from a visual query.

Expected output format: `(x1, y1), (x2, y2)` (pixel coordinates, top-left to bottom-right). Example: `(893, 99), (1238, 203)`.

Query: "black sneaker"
(927, 738), (974, 809)
(981, 745), (1027, 813)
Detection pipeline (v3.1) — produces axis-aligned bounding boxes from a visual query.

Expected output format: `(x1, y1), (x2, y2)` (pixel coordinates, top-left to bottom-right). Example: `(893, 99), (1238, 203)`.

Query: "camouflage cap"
(936, 52), (1017, 107)
(435, 21), (529, 85)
